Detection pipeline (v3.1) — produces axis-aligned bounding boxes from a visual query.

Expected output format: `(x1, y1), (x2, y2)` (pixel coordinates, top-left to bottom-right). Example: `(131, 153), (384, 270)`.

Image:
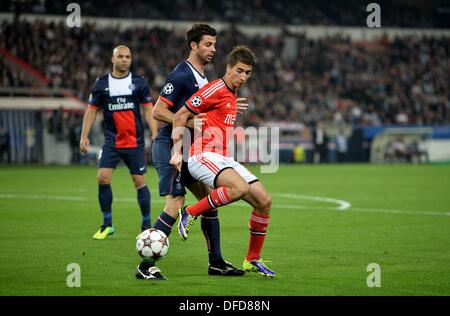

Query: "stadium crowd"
(1, 19), (449, 127)
(2, 0), (449, 28)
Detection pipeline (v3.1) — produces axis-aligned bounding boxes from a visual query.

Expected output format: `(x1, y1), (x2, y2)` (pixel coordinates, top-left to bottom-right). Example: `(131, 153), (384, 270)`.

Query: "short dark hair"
(227, 45), (256, 67)
(186, 24), (217, 50)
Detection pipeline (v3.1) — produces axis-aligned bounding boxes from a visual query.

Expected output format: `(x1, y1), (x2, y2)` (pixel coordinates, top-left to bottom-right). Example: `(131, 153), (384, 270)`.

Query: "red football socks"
(187, 187), (231, 217)
(246, 211), (270, 261)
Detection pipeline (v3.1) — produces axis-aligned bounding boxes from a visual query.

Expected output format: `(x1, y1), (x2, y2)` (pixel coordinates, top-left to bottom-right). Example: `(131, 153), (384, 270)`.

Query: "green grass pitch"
(0, 164), (449, 296)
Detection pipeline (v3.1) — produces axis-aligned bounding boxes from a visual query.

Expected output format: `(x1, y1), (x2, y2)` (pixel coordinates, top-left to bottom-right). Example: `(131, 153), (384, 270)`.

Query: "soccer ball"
(136, 228), (169, 260)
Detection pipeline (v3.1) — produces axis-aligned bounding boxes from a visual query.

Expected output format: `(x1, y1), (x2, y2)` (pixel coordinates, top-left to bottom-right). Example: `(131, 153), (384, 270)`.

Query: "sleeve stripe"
(184, 103), (198, 115)
(201, 81), (223, 98)
(158, 96), (174, 107)
(141, 102), (154, 107)
(88, 104), (99, 109)
(203, 82), (225, 99)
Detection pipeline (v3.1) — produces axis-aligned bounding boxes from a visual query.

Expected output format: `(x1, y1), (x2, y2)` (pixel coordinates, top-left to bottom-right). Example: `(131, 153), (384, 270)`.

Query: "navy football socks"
(98, 184), (113, 227)
(137, 186), (151, 229)
(201, 209), (222, 264)
(153, 211), (177, 236)
(152, 209), (223, 265)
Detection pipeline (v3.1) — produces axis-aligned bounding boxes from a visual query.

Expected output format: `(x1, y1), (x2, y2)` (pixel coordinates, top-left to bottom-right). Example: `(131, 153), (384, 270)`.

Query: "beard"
(115, 64), (130, 73)
(200, 54), (213, 65)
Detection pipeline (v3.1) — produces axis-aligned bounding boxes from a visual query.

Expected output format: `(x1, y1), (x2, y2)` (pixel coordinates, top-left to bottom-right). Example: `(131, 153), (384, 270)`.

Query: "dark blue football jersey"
(155, 61), (208, 143)
(88, 72), (153, 148)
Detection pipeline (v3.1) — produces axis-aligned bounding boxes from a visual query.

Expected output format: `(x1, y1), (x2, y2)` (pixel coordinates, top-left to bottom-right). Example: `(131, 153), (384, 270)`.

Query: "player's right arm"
(153, 71), (198, 129)
(80, 80), (101, 153)
(152, 97), (175, 124)
(80, 107), (98, 153)
(155, 98), (205, 129)
(153, 71), (185, 125)
(153, 98), (200, 129)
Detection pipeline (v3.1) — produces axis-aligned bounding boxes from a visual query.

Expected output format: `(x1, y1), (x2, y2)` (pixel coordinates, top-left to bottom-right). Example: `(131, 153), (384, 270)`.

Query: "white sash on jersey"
(186, 62), (208, 89)
(108, 72), (133, 97)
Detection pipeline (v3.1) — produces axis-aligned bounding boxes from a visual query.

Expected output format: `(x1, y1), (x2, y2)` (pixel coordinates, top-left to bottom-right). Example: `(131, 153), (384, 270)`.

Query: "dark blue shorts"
(152, 141), (196, 197)
(98, 145), (147, 175)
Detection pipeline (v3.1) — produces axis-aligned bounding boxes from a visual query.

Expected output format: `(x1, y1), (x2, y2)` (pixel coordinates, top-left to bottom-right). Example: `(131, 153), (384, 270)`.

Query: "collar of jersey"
(109, 71), (131, 80)
(221, 78), (236, 94)
(185, 61), (206, 79)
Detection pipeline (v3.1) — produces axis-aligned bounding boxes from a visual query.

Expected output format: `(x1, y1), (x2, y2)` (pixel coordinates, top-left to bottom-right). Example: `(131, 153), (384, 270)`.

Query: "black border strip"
(184, 103), (198, 115)
(213, 167), (234, 188)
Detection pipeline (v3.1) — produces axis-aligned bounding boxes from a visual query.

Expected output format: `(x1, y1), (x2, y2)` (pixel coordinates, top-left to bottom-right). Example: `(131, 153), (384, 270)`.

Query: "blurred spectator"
(409, 136), (430, 164)
(335, 127), (349, 162)
(68, 112), (83, 164)
(47, 107), (65, 141)
(385, 136), (408, 162)
(313, 121), (329, 163)
(0, 126), (11, 163)
(25, 126), (36, 163)
(293, 143), (305, 163)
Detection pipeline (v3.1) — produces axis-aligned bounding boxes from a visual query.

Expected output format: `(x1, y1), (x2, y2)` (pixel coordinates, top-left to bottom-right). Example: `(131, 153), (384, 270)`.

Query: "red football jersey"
(185, 79), (237, 156)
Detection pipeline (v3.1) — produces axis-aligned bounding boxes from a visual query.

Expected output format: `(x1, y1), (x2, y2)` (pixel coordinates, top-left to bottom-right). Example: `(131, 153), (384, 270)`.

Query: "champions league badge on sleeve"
(129, 84), (136, 91)
(163, 83), (174, 95)
(191, 96), (202, 107)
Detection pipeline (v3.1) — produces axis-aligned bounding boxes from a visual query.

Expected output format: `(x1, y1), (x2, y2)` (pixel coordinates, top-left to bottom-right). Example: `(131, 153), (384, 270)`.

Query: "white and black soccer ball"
(136, 228), (169, 260)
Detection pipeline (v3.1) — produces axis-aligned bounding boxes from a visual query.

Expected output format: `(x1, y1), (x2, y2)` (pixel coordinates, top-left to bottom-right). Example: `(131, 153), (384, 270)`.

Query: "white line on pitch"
(273, 193), (351, 210)
(1, 193), (449, 217)
(0, 193), (86, 201)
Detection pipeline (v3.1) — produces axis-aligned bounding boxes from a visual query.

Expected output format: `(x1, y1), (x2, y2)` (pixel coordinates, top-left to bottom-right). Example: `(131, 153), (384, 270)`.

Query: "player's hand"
(193, 113), (207, 132)
(170, 153), (183, 172)
(187, 113), (207, 131)
(237, 97), (248, 115)
(79, 137), (90, 153)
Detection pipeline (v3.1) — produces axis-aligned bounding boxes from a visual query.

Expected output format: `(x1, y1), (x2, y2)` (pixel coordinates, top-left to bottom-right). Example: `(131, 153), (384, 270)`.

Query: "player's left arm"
(143, 104), (158, 140)
(139, 77), (158, 139)
(170, 105), (195, 171)
(80, 107), (98, 153)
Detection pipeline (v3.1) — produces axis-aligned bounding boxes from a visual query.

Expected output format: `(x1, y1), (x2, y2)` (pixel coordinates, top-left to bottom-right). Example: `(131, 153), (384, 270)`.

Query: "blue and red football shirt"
(88, 72), (153, 148)
(154, 61), (208, 143)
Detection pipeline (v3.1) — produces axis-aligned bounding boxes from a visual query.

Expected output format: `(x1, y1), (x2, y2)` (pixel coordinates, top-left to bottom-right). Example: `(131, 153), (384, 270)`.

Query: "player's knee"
(254, 195), (271, 215)
(261, 195), (272, 214)
(97, 173), (110, 185)
(229, 182), (250, 200)
(132, 177), (145, 188)
(165, 195), (185, 215)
